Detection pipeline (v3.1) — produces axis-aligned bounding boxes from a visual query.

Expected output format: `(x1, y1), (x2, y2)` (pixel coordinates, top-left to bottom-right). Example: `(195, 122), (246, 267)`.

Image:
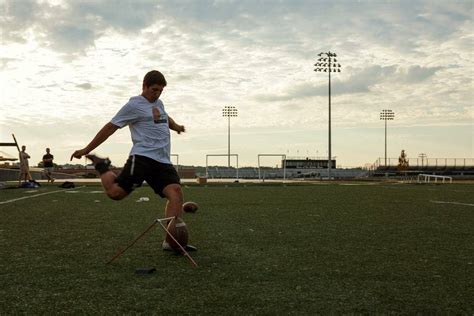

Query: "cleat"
(184, 244), (197, 251)
(85, 154), (111, 167)
(85, 154), (111, 174)
(162, 240), (197, 252)
(162, 240), (173, 251)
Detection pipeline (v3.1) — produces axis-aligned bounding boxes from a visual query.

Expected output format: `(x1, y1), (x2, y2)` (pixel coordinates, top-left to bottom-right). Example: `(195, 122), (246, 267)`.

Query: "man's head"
(21, 145), (26, 151)
(46, 148), (50, 153)
(142, 70), (167, 102)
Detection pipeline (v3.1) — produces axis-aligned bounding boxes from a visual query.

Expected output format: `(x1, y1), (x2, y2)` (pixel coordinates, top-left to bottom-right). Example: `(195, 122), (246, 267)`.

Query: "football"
(165, 217), (188, 251)
(183, 201), (199, 213)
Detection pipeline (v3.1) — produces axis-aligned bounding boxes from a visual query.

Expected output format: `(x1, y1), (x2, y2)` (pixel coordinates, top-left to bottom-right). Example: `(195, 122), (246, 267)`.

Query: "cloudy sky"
(1, 0), (472, 168)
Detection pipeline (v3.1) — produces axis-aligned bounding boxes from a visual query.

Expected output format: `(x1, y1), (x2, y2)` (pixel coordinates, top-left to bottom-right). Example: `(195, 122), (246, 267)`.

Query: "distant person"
(42, 148), (55, 183)
(70, 70), (196, 252)
(398, 149), (409, 170)
(19, 145), (31, 183)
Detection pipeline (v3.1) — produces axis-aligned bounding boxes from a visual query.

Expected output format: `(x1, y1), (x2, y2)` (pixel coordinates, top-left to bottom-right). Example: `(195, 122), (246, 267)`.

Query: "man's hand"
(177, 125), (185, 134)
(168, 116), (185, 134)
(70, 149), (89, 161)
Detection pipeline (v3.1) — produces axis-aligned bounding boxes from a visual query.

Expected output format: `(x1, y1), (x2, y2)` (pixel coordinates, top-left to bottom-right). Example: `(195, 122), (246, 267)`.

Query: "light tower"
(314, 51), (341, 179)
(419, 153), (427, 168)
(222, 106), (238, 167)
(380, 109), (395, 167)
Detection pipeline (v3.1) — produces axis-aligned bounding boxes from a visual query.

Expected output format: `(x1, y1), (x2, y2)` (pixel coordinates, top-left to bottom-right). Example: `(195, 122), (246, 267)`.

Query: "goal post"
(170, 154), (179, 171)
(0, 134), (20, 151)
(417, 174), (452, 184)
(257, 154), (286, 180)
(1, 134), (34, 182)
(205, 154), (239, 179)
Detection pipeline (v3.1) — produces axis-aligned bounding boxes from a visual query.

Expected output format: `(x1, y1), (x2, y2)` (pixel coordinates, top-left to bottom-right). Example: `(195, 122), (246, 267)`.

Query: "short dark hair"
(143, 70), (167, 88)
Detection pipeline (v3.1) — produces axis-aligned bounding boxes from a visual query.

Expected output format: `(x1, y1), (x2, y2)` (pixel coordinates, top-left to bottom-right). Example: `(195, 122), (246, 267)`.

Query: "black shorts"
(115, 155), (181, 198)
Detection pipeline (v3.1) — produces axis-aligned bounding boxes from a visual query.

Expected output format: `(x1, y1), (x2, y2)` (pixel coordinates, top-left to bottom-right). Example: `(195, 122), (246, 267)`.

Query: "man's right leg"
(99, 171), (128, 200)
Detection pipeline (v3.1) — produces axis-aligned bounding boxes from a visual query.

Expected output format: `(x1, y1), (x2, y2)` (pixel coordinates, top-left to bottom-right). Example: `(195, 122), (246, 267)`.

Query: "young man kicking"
(70, 70), (195, 252)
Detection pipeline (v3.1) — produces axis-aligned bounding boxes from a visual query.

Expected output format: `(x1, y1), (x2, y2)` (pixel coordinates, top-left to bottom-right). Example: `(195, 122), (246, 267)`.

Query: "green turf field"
(1, 182), (473, 314)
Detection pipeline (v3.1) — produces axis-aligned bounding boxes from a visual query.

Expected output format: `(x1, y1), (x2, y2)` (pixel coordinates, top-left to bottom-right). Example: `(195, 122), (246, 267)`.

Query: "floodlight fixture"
(419, 153), (427, 168)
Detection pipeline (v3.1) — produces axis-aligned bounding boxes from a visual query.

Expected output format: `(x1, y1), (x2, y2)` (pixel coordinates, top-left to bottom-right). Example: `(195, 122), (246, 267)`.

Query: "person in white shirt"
(70, 70), (196, 252)
(19, 145), (31, 183)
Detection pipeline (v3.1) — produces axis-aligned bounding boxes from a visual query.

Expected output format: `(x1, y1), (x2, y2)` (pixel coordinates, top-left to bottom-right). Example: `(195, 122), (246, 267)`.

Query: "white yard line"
(0, 186), (86, 205)
(430, 200), (474, 207)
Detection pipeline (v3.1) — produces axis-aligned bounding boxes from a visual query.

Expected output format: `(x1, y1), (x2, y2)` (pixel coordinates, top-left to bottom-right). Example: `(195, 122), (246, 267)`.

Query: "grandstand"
(283, 157), (336, 169)
(198, 166), (367, 180)
(371, 157), (474, 178)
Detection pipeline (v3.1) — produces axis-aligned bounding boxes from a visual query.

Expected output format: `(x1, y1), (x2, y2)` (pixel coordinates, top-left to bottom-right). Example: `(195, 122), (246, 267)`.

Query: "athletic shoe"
(162, 240), (197, 252)
(85, 154), (111, 174)
(184, 244), (197, 251)
(85, 154), (111, 167)
(162, 240), (172, 251)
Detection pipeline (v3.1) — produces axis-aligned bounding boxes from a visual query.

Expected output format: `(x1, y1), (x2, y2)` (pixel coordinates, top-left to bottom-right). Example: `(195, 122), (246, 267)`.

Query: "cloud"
(0, 0), (160, 53)
(0, 57), (19, 69)
(0, 0), (40, 43)
(1, 0), (472, 59)
(396, 65), (443, 83)
(76, 83), (92, 89)
(252, 63), (445, 102)
(46, 23), (97, 53)
(72, 0), (159, 32)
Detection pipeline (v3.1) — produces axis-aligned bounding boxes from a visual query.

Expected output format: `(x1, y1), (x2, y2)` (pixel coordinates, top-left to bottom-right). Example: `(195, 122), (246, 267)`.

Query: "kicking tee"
(111, 96), (172, 164)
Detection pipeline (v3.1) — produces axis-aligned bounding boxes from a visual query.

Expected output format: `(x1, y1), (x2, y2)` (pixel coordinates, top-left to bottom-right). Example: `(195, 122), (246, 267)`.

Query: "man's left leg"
(44, 169), (52, 183)
(162, 183), (197, 251)
(163, 183), (184, 218)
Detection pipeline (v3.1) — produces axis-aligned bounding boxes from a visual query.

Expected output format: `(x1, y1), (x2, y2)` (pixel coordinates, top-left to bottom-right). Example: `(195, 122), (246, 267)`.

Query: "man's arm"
(70, 122), (119, 160)
(168, 116), (185, 134)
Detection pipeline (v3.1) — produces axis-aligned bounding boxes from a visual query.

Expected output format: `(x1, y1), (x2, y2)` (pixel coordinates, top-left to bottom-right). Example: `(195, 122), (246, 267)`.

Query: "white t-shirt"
(111, 96), (171, 164)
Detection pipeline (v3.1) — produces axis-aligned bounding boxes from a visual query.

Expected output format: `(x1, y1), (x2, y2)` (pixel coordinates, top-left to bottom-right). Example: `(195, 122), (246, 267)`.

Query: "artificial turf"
(0, 182), (473, 314)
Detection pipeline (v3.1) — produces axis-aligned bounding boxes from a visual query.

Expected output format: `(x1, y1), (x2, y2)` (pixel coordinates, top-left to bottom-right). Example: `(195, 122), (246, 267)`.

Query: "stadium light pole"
(419, 153), (427, 168)
(314, 51), (341, 179)
(380, 109), (395, 167)
(222, 106), (238, 167)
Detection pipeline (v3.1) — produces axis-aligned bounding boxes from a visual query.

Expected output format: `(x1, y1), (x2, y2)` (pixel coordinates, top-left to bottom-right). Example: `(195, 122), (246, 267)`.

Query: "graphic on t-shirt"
(152, 107), (167, 124)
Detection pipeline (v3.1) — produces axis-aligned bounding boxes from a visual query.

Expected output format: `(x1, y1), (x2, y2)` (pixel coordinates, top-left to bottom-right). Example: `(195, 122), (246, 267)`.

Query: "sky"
(0, 0), (473, 168)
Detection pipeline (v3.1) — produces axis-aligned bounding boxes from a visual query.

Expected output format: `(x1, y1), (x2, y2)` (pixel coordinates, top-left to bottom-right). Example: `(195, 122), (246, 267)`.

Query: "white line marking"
(430, 200), (474, 207)
(339, 183), (377, 186)
(0, 186), (86, 205)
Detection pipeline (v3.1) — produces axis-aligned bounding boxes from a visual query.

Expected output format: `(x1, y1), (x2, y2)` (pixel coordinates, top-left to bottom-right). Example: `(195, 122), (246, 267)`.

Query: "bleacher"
(371, 157), (474, 178)
(201, 166), (369, 180)
(285, 168), (368, 179)
(203, 167), (256, 179)
(0, 168), (81, 182)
